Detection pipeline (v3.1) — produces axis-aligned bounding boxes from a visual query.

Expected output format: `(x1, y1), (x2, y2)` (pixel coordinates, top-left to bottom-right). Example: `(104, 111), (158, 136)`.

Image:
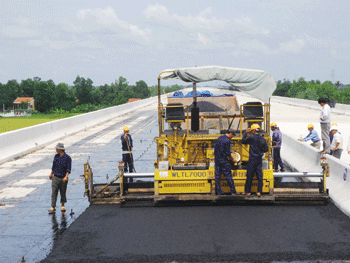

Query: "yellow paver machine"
(84, 66), (329, 206)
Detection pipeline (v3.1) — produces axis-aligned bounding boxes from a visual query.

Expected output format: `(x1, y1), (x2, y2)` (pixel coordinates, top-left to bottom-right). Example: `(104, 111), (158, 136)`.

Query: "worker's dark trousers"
(245, 157), (263, 194)
(273, 147), (284, 170)
(51, 176), (68, 208)
(215, 161), (236, 195)
(122, 153), (134, 183)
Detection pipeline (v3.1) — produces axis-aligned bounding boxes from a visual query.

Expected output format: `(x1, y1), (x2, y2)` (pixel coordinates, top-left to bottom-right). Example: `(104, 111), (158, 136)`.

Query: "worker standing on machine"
(121, 126), (134, 182)
(214, 130), (237, 196)
(270, 122), (285, 173)
(318, 97), (331, 154)
(242, 124), (268, 196)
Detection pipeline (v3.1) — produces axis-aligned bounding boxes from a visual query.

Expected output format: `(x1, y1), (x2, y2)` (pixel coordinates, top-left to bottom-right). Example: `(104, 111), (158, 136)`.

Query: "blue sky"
(0, 0), (349, 86)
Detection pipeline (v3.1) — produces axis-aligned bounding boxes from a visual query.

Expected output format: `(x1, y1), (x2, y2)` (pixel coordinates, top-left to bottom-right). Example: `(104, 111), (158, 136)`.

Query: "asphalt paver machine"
(84, 66), (329, 206)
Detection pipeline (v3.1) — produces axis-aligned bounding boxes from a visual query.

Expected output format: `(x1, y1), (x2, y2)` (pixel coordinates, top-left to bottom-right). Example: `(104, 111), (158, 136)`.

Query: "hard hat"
(270, 122), (277, 127)
(332, 123), (337, 126)
(251, 123), (261, 130)
(307, 124), (314, 129)
(330, 125), (338, 131)
(123, 126), (130, 131)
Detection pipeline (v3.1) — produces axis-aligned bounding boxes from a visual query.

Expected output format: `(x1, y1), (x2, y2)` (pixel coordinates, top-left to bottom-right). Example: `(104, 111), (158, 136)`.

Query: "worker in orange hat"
(242, 123), (269, 196)
(121, 126), (135, 182)
(298, 124), (321, 149)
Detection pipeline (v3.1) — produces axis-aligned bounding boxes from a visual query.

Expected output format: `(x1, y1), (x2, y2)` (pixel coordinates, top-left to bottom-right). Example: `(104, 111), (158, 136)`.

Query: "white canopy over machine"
(159, 66), (277, 103)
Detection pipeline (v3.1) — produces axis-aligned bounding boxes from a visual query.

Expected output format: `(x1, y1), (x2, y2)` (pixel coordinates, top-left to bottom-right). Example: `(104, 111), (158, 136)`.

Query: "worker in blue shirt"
(242, 124), (268, 196)
(48, 143), (72, 214)
(271, 122), (285, 172)
(214, 130), (237, 195)
(298, 124), (321, 149)
(121, 126), (134, 182)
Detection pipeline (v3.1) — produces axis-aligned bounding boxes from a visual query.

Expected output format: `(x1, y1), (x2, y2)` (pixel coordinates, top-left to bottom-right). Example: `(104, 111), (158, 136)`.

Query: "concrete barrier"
(281, 132), (350, 217)
(271, 96), (350, 116)
(0, 94), (167, 165)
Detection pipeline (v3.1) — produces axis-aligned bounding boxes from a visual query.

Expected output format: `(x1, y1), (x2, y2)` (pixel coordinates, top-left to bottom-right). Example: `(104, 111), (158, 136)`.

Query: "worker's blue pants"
(215, 161), (236, 195)
(273, 147), (284, 170)
(245, 157), (263, 194)
(122, 153), (134, 183)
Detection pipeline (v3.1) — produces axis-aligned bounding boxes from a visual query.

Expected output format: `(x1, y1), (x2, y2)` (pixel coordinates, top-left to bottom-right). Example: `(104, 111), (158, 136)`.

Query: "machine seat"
(243, 101), (263, 122)
(166, 103), (185, 122)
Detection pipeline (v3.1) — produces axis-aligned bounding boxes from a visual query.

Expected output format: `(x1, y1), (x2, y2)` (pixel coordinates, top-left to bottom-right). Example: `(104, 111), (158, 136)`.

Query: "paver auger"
(84, 66), (329, 206)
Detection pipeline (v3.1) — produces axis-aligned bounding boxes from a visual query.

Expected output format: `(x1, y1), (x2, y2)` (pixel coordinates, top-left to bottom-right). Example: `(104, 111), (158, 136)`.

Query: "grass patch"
(0, 113), (80, 133)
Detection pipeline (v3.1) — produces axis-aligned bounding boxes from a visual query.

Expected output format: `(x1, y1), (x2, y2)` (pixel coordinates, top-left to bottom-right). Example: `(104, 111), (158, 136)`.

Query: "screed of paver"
(0, 187), (36, 199)
(13, 179), (49, 186)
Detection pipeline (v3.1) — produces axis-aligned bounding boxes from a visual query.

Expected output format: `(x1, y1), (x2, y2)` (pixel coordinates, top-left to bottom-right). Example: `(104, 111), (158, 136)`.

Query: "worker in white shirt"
(330, 125), (343, 159)
(318, 97), (331, 154)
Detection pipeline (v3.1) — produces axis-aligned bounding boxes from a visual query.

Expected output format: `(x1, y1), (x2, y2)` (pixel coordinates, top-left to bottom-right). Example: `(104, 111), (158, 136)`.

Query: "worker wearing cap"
(318, 97), (331, 154)
(329, 123), (338, 144)
(298, 124), (321, 149)
(121, 126), (134, 182)
(242, 124), (269, 196)
(48, 143), (72, 214)
(270, 122), (285, 172)
(214, 130), (237, 195)
(330, 125), (343, 159)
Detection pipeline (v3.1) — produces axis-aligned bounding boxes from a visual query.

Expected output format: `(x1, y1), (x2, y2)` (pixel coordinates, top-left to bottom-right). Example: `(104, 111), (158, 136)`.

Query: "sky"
(0, 0), (349, 87)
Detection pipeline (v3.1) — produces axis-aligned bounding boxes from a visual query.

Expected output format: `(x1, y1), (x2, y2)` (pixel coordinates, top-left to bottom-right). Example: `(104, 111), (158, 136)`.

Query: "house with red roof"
(13, 97), (35, 110)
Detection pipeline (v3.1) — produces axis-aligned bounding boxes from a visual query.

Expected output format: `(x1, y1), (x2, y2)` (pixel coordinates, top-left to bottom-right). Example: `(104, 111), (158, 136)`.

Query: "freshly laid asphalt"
(42, 203), (350, 263)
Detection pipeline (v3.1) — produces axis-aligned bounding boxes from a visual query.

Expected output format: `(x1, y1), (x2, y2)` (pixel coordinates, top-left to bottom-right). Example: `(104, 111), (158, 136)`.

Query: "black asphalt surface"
(42, 202), (350, 263)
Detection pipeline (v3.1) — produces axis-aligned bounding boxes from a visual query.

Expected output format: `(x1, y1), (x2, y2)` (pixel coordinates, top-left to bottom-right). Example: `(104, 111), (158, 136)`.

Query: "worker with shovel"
(121, 126), (135, 182)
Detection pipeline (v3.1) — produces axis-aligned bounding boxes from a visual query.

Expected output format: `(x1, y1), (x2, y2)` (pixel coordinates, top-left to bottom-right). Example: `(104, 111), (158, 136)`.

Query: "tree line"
(1, 75), (349, 114)
(273, 78), (350, 104)
(0, 76), (185, 113)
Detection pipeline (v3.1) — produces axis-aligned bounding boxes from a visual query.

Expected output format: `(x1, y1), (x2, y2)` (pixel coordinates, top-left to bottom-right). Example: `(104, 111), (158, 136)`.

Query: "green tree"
(20, 78), (35, 97)
(54, 83), (76, 111)
(134, 80), (151, 99)
(73, 76), (94, 104)
(287, 77), (308, 98)
(273, 79), (292, 97)
(315, 81), (337, 100)
(33, 81), (54, 112)
(304, 88), (319, 100)
(91, 87), (103, 105)
(4, 80), (20, 108)
(111, 76), (129, 105)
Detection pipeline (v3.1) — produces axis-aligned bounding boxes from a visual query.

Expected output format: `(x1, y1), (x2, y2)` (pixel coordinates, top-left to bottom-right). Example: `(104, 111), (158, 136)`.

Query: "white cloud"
(143, 4), (230, 30)
(197, 32), (210, 45)
(2, 25), (37, 38)
(279, 38), (305, 53)
(239, 39), (271, 54)
(234, 16), (270, 35)
(16, 17), (30, 25)
(76, 6), (152, 41)
(27, 40), (43, 47)
(64, 19), (81, 31)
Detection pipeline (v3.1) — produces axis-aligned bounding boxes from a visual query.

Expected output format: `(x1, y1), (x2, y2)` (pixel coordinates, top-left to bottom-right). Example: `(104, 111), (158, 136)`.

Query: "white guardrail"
(282, 132), (350, 216)
(0, 94), (167, 165)
(274, 95), (350, 216)
(271, 96), (350, 116)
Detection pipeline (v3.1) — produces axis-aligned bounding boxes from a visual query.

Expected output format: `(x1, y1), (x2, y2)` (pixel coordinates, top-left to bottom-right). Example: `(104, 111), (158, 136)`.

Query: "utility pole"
(331, 69), (335, 83)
